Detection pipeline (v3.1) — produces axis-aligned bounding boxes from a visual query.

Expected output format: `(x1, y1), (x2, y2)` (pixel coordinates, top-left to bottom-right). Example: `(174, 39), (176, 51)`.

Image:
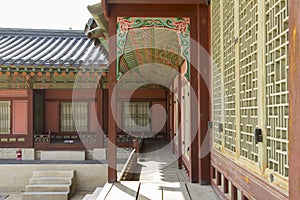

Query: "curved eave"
(0, 63), (108, 73)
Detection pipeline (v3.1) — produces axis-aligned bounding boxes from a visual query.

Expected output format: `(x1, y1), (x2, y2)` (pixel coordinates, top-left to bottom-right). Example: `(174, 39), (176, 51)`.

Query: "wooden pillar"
(96, 89), (104, 148)
(216, 171), (221, 186)
(196, 4), (211, 185)
(107, 13), (117, 183)
(230, 184), (237, 200)
(241, 193), (248, 200)
(178, 75), (182, 169)
(103, 89), (108, 135)
(189, 7), (199, 183)
(28, 89), (34, 148)
(165, 90), (169, 140)
(212, 166), (216, 179)
(289, 0), (300, 199)
(223, 177), (229, 194)
(132, 138), (139, 154)
(171, 82), (175, 154)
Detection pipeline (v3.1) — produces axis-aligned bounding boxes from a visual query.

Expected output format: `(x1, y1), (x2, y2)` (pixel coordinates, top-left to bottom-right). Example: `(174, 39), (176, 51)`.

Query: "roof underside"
(0, 28), (108, 71)
(118, 27), (185, 87)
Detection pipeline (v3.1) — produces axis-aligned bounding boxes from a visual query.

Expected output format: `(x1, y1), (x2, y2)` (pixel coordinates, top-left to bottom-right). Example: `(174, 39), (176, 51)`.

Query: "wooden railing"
(117, 149), (138, 181)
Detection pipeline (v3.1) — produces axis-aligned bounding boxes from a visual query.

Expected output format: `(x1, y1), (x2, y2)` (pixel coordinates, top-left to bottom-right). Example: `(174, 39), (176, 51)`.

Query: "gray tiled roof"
(0, 28), (108, 69)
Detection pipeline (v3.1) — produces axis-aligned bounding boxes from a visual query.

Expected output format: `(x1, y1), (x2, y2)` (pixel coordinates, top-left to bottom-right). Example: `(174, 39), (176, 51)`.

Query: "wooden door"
(34, 92), (44, 134)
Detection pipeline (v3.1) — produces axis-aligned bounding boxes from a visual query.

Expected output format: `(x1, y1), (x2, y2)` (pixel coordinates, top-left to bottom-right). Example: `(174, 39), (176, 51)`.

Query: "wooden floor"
(98, 139), (219, 200)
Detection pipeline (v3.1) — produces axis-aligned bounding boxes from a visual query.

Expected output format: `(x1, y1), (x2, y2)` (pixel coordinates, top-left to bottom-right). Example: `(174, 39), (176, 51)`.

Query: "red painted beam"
(288, 0), (300, 199)
(106, 0), (207, 4)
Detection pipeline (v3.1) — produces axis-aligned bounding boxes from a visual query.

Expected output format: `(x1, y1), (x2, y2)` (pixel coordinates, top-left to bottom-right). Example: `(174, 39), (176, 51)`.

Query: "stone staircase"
(82, 187), (103, 200)
(22, 169), (75, 200)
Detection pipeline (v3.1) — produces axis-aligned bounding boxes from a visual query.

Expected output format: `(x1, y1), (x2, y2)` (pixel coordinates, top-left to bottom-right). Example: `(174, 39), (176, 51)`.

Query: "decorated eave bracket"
(0, 66), (108, 89)
(116, 17), (191, 81)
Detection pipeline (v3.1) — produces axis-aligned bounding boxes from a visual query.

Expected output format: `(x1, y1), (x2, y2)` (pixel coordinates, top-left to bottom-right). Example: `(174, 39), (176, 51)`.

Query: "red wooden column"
(171, 82), (175, 154)
(107, 13), (117, 183)
(189, 3), (211, 184)
(189, 11), (199, 182)
(288, 0), (300, 198)
(28, 89), (34, 147)
(197, 4), (211, 185)
(96, 89), (104, 148)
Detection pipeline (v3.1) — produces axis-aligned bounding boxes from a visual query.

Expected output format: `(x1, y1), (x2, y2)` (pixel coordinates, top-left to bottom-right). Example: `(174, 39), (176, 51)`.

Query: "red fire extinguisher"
(16, 149), (22, 160)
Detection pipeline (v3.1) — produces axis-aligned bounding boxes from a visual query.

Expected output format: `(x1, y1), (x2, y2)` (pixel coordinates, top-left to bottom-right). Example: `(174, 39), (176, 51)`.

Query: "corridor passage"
(99, 139), (219, 200)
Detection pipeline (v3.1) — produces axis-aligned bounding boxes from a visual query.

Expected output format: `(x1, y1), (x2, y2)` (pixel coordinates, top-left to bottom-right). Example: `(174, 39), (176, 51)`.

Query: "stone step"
(22, 192), (68, 200)
(25, 184), (71, 192)
(89, 187), (103, 200)
(30, 177), (72, 184)
(82, 194), (92, 200)
(40, 151), (85, 161)
(81, 187), (103, 200)
(33, 170), (75, 178)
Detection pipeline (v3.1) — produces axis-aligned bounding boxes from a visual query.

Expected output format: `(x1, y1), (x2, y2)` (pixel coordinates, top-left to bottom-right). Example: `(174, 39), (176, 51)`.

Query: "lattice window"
(60, 102), (88, 132)
(122, 102), (150, 132)
(211, 0), (222, 146)
(0, 101), (11, 134)
(223, 0), (236, 152)
(265, 0), (289, 177)
(239, 0), (259, 163)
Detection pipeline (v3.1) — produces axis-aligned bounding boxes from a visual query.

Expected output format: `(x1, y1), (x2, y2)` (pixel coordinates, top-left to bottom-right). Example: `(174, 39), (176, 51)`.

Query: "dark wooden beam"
(107, 13), (117, 183)
(110, 4), (197, 18)
(102, 0), (110, 19)
(288, 0), (300, 199)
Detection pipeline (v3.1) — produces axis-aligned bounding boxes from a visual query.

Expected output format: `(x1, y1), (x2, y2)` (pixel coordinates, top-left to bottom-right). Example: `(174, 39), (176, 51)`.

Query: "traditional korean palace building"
(0, 28), (108, 150)
(1, 0), (300, 199)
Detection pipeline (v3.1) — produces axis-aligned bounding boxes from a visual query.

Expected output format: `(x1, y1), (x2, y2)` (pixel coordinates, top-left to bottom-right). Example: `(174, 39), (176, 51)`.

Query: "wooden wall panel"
(46, 89), (97, 100)
(89, 101), (98, 132)
(0, 89), (28, 98)
(151, 101), (167, 133)
(12, 100), (28, 134)
(117, 89), (167, 99)
(46, 90), (72, 99)
(45, 102), (59, 132)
